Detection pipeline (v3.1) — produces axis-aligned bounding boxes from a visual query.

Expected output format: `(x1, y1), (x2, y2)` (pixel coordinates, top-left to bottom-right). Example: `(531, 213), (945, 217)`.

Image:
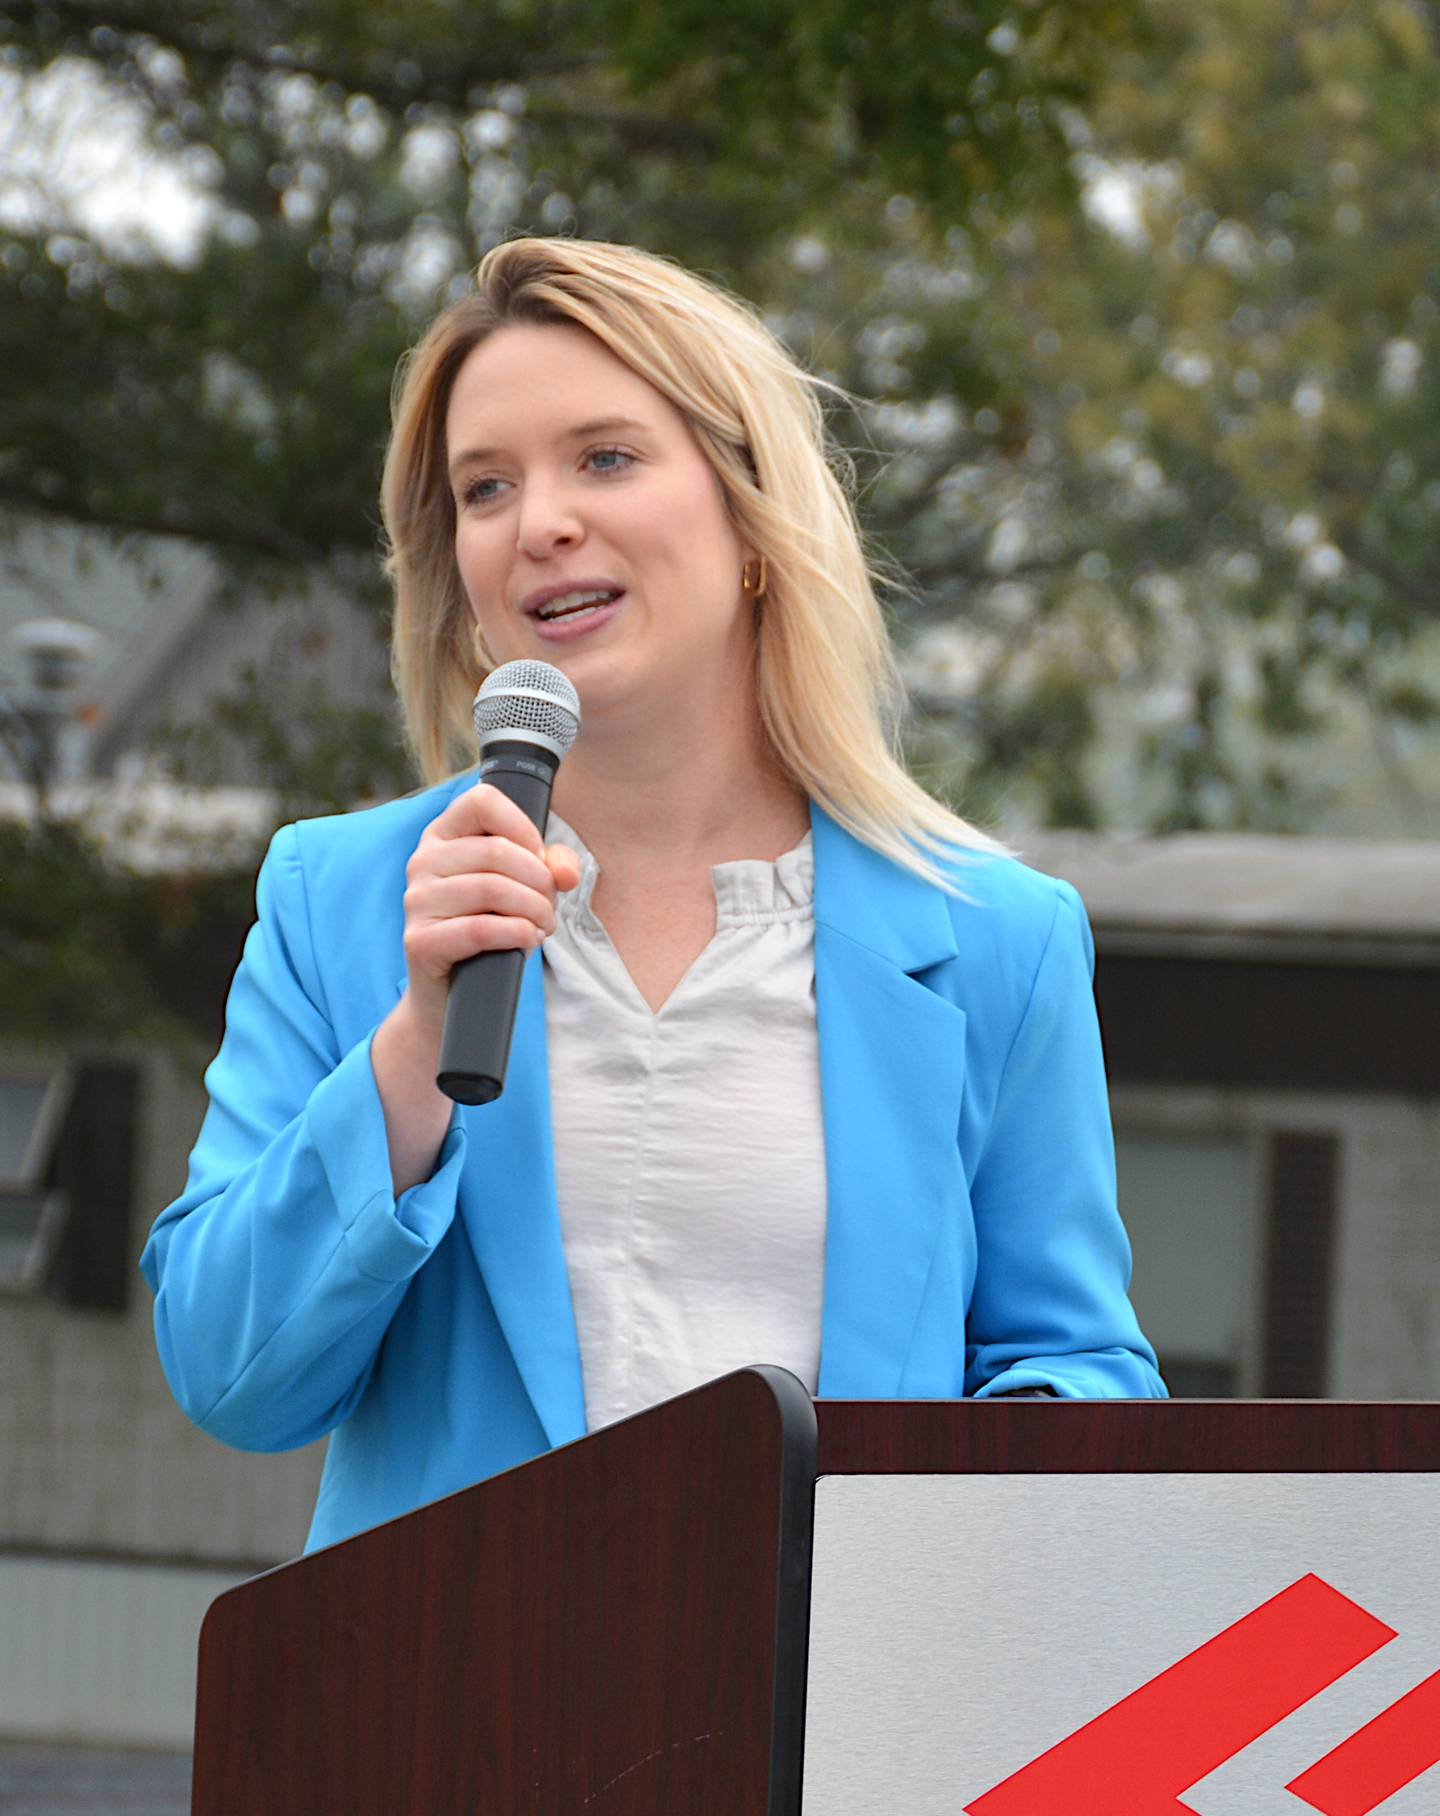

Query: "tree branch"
(5, 0), (601, 115)
(0, 483), (373, 569)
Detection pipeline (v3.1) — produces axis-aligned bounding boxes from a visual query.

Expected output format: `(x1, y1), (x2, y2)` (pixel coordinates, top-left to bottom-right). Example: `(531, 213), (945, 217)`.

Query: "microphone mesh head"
(472, 659), (581, 758)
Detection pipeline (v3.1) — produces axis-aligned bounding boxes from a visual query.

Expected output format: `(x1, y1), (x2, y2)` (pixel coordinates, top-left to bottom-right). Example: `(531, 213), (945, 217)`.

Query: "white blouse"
(541, 812), (828, 1432)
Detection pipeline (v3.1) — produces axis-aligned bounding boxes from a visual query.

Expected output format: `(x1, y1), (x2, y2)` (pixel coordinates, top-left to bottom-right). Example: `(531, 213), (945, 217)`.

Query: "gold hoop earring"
(742, 556), (768, 599)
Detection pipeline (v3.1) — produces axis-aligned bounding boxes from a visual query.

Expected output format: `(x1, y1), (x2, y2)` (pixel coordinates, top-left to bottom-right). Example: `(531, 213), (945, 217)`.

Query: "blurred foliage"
(0, 0), (1135, 552)
(0, 0), (1438, 869)
(825, 0), (1440, 833)
(159, 662), (405, 818)
(0, 815), (253, 1045)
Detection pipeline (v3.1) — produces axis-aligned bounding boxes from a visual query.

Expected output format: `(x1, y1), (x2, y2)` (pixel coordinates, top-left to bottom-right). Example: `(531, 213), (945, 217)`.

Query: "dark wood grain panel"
(192, 1367), (816, 1816)
(815, 1400), (1440, 1475)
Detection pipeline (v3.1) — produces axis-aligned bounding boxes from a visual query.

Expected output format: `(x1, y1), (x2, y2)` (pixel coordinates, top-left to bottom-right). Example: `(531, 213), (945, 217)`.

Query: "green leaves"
(0, 817), (253, 1047)
(4, 0), (1439, 849)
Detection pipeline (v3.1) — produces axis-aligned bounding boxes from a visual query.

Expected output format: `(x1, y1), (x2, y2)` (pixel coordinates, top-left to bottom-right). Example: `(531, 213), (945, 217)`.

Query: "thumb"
(544, 843), (583, 892)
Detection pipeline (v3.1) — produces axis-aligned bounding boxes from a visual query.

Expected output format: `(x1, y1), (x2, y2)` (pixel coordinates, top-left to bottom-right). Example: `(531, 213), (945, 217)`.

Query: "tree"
(843, 0), (1440, 831)
(2, 0), (1161, 1038)
(0, 0), (1138, 554)
(2, 0), (1438, 850)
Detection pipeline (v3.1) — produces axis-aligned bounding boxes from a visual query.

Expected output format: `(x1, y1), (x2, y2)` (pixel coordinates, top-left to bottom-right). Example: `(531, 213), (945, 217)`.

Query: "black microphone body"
(436, 661), (581, 1107)
(436, 743), (558, 1105)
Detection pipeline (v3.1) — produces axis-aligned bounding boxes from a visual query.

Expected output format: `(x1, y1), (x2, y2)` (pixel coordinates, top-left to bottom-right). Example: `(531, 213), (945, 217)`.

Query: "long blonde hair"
(380, 236), (1006, 886)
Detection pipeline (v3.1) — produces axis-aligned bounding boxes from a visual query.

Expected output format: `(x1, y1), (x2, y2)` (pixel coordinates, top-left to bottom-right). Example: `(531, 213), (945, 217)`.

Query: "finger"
(429, 782), (547, 856)
(407, 870), (558, 932)
(419, 834), (557, 897)
(406, 913), (544, 979)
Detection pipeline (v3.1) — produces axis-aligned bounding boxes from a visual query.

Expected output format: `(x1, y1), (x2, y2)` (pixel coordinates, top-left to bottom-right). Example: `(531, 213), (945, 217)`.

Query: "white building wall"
(0, 1555), (243, 1747)
(1, 1042), (321, 1745)
(1327, 1095), (1440, 1398)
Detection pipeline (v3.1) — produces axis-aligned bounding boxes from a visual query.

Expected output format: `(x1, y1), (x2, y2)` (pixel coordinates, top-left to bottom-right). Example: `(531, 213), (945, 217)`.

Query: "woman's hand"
(398, 782), (581, 1041)
(371, 784), (581, 1194)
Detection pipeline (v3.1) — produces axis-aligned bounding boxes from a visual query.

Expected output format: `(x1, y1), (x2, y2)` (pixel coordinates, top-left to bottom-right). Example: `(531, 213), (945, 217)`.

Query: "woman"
(141, 238), (1163, 1553)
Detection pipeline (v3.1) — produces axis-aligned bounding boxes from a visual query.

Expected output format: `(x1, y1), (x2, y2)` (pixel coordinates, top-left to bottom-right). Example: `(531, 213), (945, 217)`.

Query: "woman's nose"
(515, 480), (583, 558)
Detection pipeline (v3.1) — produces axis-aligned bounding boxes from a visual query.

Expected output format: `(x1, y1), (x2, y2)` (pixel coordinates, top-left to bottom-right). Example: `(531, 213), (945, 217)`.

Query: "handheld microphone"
(436, 659), (582, 1105)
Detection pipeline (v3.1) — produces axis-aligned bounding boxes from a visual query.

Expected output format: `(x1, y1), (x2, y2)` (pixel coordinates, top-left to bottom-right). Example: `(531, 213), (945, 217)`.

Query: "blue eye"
(587, 447), (635, 475)
(461, 476), (504, 507)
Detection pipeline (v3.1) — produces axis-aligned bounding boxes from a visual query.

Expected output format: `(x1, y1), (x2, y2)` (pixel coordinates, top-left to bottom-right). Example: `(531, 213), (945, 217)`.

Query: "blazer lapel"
(453, 949), (588, 1450)
(810, 805), (969, 1397)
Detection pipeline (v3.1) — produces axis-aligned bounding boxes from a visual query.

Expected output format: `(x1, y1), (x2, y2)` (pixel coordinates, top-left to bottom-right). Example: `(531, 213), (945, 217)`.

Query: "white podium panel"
(803, 1474), (1440, 1815)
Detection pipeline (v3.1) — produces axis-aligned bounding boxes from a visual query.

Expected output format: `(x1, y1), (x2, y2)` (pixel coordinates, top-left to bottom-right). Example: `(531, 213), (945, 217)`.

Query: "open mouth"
(535, 587), (624, 623)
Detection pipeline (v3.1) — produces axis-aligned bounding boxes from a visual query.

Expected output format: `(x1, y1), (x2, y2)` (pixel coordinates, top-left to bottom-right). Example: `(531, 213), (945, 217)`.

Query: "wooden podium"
(192, 1376), (1440, 1815)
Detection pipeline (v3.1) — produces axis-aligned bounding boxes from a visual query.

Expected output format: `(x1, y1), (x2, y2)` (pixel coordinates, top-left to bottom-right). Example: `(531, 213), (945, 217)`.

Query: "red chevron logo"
(964, 1574), (1440, 1815)
(1289, 1666), (1440, 1815)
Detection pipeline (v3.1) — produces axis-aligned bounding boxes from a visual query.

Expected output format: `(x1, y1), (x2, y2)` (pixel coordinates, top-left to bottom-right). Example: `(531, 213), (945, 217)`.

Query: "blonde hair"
(380, 236), (1006, 887)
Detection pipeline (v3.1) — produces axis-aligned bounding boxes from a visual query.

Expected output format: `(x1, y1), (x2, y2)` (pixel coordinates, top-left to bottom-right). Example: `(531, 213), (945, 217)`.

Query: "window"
(0, 1067), (74, 1294)
(1116, 1126), (1261, 1397)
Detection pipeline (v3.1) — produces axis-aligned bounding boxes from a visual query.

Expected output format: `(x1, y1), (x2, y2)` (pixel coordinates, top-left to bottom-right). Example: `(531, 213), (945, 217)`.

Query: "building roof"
(2, 514), (389, 787)
(1019, 831), (1440, 965)
(2, 765), (1436, 964)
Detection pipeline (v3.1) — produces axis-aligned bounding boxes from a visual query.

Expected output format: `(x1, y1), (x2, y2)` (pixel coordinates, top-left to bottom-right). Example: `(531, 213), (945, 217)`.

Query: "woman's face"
(445, 321), (756, 727)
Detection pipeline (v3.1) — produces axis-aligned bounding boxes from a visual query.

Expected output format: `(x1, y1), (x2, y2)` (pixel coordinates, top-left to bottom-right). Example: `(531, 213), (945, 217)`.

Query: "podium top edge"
(814, 1399), (1440, 1475)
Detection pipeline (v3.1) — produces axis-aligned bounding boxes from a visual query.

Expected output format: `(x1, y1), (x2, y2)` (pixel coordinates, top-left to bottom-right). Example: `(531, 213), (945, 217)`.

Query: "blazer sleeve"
(963, 879), (1167, 1400)
(139, 822), (469, 1452)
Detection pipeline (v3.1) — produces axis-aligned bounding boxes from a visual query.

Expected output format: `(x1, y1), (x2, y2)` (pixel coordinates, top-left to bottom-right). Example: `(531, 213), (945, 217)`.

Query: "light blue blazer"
(141, 775), (1164, 1552)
